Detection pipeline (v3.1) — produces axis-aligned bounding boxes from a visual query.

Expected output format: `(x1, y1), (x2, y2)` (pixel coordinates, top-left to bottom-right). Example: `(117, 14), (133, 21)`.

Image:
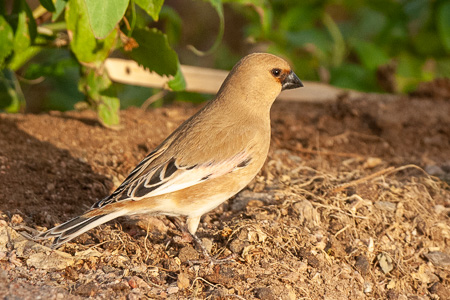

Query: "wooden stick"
(104, 58), (363, 103)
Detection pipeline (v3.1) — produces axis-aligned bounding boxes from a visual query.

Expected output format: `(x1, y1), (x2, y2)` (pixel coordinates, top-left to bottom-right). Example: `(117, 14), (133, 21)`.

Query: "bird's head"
(216, 53), (303, 111)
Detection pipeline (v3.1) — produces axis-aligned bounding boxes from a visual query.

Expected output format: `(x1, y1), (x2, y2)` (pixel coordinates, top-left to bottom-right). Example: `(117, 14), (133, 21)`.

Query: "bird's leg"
(168, 216), (235, 265)
(186, 216), (236, 266)
(186, 216), (214, 261)
(166, 216), (193, 243)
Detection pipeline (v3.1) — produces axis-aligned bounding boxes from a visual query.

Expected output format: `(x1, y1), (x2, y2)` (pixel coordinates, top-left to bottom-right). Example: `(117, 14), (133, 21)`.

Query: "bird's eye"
(271, 68), (281, 77)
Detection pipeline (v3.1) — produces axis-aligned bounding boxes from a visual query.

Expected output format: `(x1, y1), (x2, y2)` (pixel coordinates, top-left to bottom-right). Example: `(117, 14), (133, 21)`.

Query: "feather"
(96, 149), (252, 206)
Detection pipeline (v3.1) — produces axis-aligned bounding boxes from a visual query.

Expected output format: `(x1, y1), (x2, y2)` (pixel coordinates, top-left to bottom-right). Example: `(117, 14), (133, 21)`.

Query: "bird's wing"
(93, 146), (252, 208)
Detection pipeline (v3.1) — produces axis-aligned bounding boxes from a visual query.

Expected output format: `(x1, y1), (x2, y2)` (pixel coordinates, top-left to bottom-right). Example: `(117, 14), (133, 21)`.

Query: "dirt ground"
(0, 83), (449, 299)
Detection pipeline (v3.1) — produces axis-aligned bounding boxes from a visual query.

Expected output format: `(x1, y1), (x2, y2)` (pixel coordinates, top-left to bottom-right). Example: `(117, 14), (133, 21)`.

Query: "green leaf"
(158, 6), (182, 45)
(40, 0), (56, 12)
(437, 1), (450, 52)
(8, 0), (39, 70)
(82, 68), (120, 126)
(11, 0), (37, 52)
(0, 15), (14, 66)
(279, 6), (320, 32)
(25, 55), (78, 79)
(83, 68), (110, 98)
(187, 0), (224, 56)
(285, 28), (330, 50)
(412, 30), (443, 56)
(230, 0), (272, 35)
(97, 89), (120, 127)
(351, 8), (386, 40)
(168, 63), (186, 91)
(436, 57), (450, 78)
(66, 0), (118, 64)
(330, 64), (379, 92)
(129, 28), (179, 76)
(323, 13), (345, 67)
(52, 0), (68, 21)
(8, 37), (43, 71)
(84, 0), (129, 38)
(395, 54), (425, 92)
(0, 69), (25, 113)
(135, 0), (164, 21)
(352, 39), (390, 71)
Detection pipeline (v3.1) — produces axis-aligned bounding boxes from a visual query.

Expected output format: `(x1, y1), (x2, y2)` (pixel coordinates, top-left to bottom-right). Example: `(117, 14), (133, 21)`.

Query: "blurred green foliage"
(1, 0), (449, 122)
(0, 0), (187, 126)
(229, 0), (450, 92)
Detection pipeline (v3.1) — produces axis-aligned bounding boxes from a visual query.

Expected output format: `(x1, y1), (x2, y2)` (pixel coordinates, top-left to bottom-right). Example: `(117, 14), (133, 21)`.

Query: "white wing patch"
(129, 151), (250, 199)
(94, 150), (251, 207)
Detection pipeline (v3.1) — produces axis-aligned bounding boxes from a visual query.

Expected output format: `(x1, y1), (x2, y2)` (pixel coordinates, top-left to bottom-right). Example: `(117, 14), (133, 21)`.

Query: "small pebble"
(364, 282), (372, 293)
(167, 286), (179, 294)
(177, 272), (190, 290)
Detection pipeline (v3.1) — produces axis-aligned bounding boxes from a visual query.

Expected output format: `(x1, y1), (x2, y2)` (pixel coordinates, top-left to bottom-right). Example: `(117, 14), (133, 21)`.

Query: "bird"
(32, 53), (303, 260)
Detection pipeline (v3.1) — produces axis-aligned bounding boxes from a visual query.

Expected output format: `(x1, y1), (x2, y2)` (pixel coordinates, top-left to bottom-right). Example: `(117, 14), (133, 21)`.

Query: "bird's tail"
(33, 210), (126, 249)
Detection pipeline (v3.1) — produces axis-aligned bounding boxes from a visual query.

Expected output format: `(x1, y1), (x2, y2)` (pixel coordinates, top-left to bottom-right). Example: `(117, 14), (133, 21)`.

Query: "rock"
(231, 190), (272, 211)
(363, 157), (383, 169)
(167, 285), (179, 294)
(64, 266), (79, 281)
(131, 264), (147, 273)
(201, 238), (213, 254)
(132, 276), (151, 290)
(177, 272), (190, 290)
(247, 200), (265, 207)
(425, 251), (450, 267)
(178, 245), (200, 262)
(11, 214), (23, 224)
(26, 251), (74, 270)
(425, 165), (445, 177)
(130, 216), (168, 234)
(229, 228), (249, 254)
(128, 278), (138, 289)
(206, 266), (236, 285)
(293, 200), (320, 226)
(102, 265), (116, 273)
(254, 287), (276, 300)
(375, 201), (396, 212)
(355, 255), (370, 275)
(281, 288), (297, 300)
(46, 182), (55, 191)
(429, 282), (450, 299)
(75, 248), (102, 259)
(377, 253), (394, 274)
(75, 282), (98, 297)
(434, 205), (447, 214)
(363, 282), (372, 293)
(127, 292), (140, 300)
(410, 265), (439, 284)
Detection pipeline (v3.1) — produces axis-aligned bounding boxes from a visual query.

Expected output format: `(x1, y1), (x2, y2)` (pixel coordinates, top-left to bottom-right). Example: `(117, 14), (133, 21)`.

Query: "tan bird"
(33, 53), (303, 259)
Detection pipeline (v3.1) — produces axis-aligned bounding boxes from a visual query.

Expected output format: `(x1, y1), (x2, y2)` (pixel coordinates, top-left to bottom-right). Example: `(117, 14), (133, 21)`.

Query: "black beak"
(282, 71), (303, 90)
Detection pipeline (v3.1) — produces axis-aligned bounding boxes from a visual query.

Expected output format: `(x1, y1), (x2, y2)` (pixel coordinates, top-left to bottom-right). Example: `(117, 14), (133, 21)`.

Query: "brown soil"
(1, 90), (449, 299)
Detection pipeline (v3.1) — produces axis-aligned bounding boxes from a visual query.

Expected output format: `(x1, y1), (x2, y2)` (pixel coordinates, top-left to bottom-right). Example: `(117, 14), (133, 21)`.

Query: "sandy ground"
(0, 83), (449, 299)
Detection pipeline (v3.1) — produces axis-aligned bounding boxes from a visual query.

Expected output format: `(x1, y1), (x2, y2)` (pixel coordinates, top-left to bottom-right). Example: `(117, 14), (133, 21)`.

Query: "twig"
(141, 90), (167, 111)
(311, 202), (369, 219)
(289, 143), (365, 159)
(332, 164), (440, 193)
(190, 276), (218, 290)
(332, 167), (395, 193)
(334, 224), (350, 238)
